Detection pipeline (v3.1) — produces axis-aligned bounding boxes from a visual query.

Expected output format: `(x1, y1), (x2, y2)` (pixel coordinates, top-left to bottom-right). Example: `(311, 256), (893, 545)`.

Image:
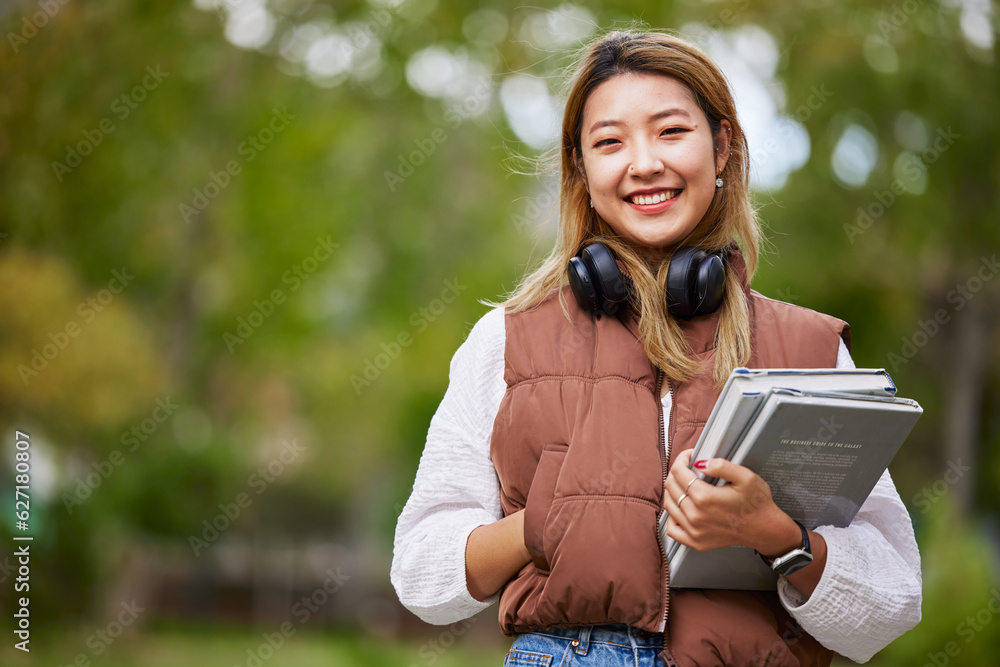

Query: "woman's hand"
(465, 509), (531, 601)
(663, 449), (827, 598)
(663, 449), (801, 556)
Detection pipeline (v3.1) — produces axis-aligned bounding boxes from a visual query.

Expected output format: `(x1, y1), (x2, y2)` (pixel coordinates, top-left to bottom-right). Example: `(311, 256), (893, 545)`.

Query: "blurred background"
(0, 0), (998, 664)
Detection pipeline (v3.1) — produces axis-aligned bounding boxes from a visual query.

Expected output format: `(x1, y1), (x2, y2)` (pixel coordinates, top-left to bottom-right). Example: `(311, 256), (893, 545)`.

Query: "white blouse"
(390, 306), (921, 663)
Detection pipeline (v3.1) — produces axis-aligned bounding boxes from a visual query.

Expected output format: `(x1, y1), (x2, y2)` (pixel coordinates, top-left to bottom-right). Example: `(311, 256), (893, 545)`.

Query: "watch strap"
(756, 520), (813, 576)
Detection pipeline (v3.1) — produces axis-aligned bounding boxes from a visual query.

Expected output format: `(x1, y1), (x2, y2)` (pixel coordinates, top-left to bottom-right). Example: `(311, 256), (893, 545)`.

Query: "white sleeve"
(390, 306), (508, 625)
(778, 337), (922, 662)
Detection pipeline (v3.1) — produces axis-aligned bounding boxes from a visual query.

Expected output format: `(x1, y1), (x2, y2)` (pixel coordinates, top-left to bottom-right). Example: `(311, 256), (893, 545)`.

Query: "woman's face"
(578, 72), (730, 257)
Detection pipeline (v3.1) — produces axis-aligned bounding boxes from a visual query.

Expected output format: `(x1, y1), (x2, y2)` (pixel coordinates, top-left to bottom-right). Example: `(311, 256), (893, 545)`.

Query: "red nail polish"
(693, 460), (708, 470)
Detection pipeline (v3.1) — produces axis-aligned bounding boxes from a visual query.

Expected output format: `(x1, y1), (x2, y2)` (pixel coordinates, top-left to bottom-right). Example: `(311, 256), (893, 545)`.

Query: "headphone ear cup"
(568, 256), (601, 314)
(666, 248), (726, 318)
(695, 253), (726, 316)
(580, 243), (627, 314)
(666, 247), (700, 318)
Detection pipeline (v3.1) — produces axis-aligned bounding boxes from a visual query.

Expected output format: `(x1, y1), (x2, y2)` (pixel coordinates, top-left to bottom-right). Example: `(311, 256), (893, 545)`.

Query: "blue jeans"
(504, 624), (667, 667)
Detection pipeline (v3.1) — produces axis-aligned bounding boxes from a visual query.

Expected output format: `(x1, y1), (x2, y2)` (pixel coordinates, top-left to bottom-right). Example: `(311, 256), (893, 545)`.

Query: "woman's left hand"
(663, 449), (801, 557)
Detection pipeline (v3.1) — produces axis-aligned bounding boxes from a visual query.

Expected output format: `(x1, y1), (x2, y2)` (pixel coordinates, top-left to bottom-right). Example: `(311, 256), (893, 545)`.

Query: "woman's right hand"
(465, 509), (531, 601)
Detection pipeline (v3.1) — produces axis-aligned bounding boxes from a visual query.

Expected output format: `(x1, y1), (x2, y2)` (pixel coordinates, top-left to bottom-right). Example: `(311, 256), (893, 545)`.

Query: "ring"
(684, 478), (698, 493)
(677, 493), (689, 509)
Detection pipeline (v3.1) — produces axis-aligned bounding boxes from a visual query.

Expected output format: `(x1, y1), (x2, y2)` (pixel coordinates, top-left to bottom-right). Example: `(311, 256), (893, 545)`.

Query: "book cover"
(665, 384), (922, 590)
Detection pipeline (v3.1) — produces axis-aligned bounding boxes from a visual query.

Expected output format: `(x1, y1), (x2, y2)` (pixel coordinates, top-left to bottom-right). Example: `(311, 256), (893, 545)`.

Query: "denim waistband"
(533, 624), (664, 650)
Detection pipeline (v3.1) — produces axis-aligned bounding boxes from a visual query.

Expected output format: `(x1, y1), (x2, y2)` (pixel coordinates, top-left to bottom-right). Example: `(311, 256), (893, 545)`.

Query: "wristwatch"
(757, 520), (813, 576)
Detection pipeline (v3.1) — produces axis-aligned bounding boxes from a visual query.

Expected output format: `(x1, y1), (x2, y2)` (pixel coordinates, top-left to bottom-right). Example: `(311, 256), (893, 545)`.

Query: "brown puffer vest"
(489, 255), (849, 665)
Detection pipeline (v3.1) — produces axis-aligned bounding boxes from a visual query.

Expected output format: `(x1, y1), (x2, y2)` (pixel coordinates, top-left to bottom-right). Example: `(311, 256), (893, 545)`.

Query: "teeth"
(631, 190), (678, 205)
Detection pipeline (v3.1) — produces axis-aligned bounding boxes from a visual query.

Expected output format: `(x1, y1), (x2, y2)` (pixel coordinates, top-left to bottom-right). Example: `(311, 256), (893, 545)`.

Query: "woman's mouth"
(625, 189), (682, 210)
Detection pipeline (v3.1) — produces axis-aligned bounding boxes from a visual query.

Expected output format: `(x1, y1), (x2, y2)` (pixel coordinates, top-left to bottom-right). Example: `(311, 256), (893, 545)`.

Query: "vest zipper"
(656, 369), (680, 667)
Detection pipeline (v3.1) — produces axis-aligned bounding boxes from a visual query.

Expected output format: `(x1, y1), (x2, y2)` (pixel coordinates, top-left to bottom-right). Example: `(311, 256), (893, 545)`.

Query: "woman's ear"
(715, 119), (732, 175)
(573, 148), (588, 187)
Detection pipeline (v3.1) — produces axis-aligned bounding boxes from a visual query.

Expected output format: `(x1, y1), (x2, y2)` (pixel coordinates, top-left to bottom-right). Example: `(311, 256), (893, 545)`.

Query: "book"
(663, 368), (897, 559)
(688, 368), (897, 467)
(662, 369), (922, 590)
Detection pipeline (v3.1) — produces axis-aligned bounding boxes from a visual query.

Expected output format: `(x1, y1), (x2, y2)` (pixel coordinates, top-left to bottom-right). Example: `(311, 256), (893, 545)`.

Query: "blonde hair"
(501, 30), (761, 387)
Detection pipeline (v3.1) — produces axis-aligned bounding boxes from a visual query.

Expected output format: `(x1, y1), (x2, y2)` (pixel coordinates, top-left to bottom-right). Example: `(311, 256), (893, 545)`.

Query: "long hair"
(501, 30), (760, 387)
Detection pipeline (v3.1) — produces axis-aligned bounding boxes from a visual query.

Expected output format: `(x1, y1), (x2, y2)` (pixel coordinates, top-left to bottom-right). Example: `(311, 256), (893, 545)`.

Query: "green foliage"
(869, 497), (1000, 666)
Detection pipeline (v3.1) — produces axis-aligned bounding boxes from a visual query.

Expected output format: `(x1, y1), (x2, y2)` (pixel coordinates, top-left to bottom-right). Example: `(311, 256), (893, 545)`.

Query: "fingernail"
(693, 460), (708, 470)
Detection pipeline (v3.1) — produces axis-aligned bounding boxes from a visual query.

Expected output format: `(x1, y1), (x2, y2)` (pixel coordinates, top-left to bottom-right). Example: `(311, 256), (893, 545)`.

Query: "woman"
(391, 30), (921, 666)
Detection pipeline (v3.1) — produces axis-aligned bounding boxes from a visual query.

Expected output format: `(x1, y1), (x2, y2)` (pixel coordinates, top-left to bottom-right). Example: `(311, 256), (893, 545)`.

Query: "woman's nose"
(628, 141), (664, 178)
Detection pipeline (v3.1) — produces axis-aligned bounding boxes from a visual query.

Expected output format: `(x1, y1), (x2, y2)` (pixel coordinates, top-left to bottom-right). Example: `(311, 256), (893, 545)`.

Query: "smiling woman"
(391, 29), (922, 667)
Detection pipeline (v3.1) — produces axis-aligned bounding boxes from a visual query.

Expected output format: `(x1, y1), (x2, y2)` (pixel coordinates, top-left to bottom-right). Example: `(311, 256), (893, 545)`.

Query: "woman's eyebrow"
(649, 108), (692, 122)
(587, 108), (693, 135)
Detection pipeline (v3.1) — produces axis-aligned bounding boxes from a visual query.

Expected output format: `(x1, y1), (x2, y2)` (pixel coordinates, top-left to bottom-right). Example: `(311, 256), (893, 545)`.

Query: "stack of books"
(662, 368), (922, 590)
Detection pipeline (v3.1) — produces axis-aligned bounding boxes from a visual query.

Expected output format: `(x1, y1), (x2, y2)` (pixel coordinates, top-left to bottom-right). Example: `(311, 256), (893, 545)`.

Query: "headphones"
(567, 242), (726, 319)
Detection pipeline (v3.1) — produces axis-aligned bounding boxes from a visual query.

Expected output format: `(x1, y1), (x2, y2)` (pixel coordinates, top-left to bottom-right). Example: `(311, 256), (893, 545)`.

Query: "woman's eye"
(661, 127), (689, 136)
(593, 138), (619, 148)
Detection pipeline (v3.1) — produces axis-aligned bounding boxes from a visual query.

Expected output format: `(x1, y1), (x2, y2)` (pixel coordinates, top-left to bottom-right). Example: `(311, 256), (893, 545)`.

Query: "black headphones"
(567, 242), (726, 319)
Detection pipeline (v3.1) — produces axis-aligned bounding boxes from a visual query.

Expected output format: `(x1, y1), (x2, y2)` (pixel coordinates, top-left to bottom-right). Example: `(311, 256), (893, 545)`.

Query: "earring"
(716, 177), (723, 188)
(589, 199), (594, 208)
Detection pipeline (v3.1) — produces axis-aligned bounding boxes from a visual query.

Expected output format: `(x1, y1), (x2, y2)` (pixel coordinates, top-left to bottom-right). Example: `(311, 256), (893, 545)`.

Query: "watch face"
(773, 549), (813, 576)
